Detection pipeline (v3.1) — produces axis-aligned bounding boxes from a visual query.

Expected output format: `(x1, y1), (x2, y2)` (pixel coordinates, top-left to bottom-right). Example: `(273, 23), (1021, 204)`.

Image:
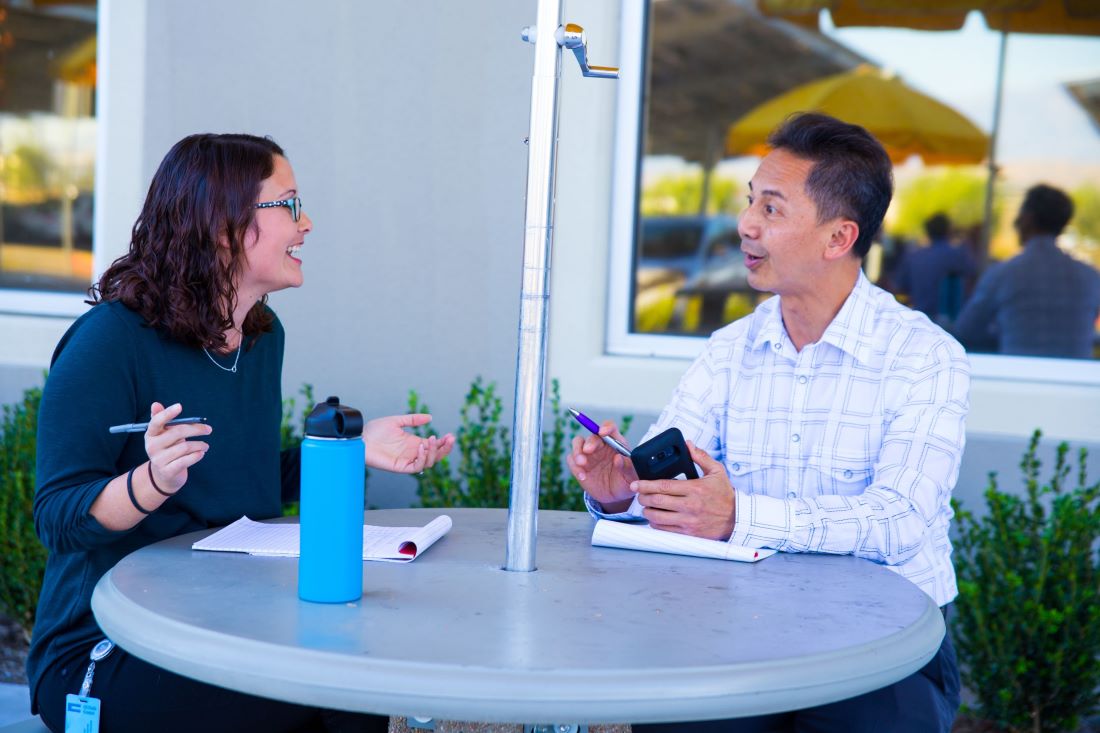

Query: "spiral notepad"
(591, 519), (775, 562)
(192, 515), (452, 563)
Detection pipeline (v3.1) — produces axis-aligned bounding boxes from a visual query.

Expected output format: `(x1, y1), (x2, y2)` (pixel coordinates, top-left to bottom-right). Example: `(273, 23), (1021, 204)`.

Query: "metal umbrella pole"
(980, 28), (1009, 269)
(505, 4), (618, 573)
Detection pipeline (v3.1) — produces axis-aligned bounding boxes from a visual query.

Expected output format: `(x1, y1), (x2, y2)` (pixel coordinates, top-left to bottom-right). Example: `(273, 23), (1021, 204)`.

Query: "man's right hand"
(566, 420), (639, 513)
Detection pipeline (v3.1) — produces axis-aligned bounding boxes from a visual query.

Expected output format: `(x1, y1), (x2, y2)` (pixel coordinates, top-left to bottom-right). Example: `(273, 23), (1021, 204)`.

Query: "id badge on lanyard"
(65, 639), (114, 733)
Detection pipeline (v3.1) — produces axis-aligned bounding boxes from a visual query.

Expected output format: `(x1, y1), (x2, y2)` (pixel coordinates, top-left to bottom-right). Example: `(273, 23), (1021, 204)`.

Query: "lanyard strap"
(78, 639), (115, 698)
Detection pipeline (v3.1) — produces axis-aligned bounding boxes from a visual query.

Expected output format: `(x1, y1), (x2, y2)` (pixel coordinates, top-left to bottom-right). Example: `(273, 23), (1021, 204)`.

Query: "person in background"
(28, 133), (454, 733)
(569, 113), (968, 733)
(954, 184), (1100, 359)
(893, 212), (976, 326)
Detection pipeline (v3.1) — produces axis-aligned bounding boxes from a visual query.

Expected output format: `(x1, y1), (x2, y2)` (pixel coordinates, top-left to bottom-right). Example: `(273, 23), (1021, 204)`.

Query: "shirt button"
(843, 469), (853, 479)
(791, 434), (800, 443)
(787, 491), (797, 499)
(732, 462), (740, 471)
(773, 342), (781, 351)
(798, 375), (808, 385)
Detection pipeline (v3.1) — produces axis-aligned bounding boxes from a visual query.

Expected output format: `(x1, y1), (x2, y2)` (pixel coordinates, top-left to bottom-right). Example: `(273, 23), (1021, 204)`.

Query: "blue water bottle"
(298, 396), (365, 603)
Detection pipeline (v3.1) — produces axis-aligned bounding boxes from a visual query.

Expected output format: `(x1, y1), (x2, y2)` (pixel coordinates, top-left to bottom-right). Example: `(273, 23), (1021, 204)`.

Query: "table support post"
(506, 3), (619, 574)
(505, 0), (565, 573)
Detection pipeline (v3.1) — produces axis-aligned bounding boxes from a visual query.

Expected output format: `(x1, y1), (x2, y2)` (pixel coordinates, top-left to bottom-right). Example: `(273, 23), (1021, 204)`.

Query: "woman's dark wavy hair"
(767, 113), (893, 258)
(89, 133), (285, 351)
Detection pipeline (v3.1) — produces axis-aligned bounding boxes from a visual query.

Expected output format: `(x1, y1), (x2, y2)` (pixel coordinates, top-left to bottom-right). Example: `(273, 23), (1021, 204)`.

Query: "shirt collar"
(819, 270), (877, 364)
(750, 295), (787, 353)
(1025, 234), (1059, 250)
(750, 271), (876, 365)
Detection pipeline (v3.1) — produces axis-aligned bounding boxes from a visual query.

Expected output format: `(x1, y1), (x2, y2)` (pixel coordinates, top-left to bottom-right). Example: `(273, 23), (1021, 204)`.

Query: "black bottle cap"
(304, 396), (364, 439)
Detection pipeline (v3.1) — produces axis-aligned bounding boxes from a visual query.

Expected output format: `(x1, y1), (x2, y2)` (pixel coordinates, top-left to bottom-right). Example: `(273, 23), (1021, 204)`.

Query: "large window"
(0, 2), (97, 297)
(608, 0), (1100, 366)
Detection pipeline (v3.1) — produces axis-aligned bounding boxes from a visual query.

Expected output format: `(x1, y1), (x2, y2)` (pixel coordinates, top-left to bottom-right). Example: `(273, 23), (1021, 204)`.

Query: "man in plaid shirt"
(570, 113), (968, 733)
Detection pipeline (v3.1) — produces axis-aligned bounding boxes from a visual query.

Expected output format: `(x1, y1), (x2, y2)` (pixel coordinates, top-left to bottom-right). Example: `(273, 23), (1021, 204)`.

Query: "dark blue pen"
(568, 408), (632, 457)
(109, 417), (208, 434)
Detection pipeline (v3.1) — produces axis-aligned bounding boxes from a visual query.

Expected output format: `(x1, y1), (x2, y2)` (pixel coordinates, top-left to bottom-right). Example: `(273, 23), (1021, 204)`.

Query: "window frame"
(0, 291), (88, 317)
(601, 0), (1100, 385)
(0, 0), (145, 365)
(0, 5), (100, 314)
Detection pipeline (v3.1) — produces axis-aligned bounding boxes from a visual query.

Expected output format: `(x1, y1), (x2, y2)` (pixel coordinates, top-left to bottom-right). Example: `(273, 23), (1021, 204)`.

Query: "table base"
(391, 720), (630, 733)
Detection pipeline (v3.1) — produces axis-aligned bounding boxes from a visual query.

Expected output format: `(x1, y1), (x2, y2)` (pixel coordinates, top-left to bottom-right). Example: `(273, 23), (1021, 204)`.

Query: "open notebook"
(592, 519), (776, 562)
(192, 515), (452, 563)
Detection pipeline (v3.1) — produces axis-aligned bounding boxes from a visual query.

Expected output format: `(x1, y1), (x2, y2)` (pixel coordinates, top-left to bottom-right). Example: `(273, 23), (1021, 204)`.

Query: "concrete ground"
(0, 683), (31, 727)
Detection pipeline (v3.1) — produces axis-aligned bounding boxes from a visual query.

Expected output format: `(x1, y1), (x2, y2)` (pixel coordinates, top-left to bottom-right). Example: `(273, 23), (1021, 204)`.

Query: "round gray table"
(91, 508), (944, 724)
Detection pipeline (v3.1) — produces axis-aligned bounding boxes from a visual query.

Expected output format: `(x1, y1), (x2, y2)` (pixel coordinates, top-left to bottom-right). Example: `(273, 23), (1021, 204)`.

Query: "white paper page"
(401, 515), (453, 558)
(192, 515), (453, 563)
(362, 515), (452, 562)
(191, 516), (300, 556)
(592, 519), (775, 562)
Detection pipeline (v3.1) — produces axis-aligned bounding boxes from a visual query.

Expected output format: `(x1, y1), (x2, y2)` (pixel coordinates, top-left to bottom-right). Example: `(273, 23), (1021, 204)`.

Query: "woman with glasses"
(27, 133), (454, 733)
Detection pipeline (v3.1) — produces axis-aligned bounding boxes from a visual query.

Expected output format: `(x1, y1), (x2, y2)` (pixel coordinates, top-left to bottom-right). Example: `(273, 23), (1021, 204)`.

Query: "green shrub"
(280, 382), (315, 453)
(279, 383), (313, 517)
(0, 382), (46, 637)
(408, 377), (631, 512)
(951, 430), (1100, 733)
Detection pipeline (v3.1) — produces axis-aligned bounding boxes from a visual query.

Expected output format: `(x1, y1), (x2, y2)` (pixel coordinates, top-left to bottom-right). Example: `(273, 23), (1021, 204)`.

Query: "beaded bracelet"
(147, 463), (175, 498)
(126, 465), (154, 515)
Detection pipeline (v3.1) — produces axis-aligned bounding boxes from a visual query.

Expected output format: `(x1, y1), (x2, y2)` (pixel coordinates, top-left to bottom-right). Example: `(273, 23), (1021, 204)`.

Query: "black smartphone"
(630, 427), (699, 481)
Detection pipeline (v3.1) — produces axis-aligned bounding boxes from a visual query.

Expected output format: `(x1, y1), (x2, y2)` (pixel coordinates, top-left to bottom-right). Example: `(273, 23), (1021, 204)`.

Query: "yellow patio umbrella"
(756, 0), (1100, 36)
(725, 65), (989, 165)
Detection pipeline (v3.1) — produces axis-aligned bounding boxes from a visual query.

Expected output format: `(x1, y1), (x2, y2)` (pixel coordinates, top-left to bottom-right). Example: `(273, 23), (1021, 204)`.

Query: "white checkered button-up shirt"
(593, 271), (970, 606)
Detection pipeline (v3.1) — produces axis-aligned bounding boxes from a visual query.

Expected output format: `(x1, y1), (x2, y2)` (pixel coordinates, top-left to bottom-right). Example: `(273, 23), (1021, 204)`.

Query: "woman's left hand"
(362, 413), (455, 473)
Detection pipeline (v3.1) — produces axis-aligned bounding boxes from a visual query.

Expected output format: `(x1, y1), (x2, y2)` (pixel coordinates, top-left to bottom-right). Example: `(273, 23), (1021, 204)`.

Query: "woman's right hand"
(566, 419), (638, 512)
(145, 402), (212, 493)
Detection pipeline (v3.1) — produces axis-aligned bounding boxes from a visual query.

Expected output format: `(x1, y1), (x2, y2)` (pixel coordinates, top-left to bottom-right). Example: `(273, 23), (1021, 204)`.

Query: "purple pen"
(568, 408), (632, 457)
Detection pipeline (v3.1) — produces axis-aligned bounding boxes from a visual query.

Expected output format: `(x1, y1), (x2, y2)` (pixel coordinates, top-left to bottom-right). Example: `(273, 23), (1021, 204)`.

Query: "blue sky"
(823, 11), (1100, 163)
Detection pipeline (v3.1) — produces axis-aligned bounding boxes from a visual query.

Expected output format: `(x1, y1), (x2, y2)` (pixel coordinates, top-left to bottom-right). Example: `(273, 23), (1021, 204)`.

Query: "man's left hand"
(633, 441), (736, 540)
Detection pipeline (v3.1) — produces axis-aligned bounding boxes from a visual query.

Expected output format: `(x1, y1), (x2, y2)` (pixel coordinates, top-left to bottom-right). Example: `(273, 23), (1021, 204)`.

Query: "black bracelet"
(147, 462), (174, 498)
(126, 466), (154, 515)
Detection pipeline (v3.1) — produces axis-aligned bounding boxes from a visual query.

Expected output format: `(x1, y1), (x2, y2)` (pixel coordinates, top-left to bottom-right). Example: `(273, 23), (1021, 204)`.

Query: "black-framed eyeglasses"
(254, 196), (303, 222)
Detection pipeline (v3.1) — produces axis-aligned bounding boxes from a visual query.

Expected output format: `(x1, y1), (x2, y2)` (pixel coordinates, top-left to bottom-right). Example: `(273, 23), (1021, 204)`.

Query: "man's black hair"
(924, 213), (951, 241)
(1020, 184), (1074, 236)
(767, 112), (894, 258)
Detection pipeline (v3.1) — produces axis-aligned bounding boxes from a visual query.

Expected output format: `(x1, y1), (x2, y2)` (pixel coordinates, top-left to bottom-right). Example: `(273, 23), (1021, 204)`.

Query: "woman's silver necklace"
(203, 341), (243, 373)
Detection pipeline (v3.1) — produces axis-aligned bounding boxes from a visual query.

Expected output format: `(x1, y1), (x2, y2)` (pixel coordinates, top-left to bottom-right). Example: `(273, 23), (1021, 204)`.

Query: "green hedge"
(952, 430), (1100, 733)
(0, 383), (45, 637)
(408, 377), (631, 512)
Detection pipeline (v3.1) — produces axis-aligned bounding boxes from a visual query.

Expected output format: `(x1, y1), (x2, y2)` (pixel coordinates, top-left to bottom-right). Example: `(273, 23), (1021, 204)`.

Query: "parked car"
(635, 215), (755, 334)
(637, 214), (739, 283)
